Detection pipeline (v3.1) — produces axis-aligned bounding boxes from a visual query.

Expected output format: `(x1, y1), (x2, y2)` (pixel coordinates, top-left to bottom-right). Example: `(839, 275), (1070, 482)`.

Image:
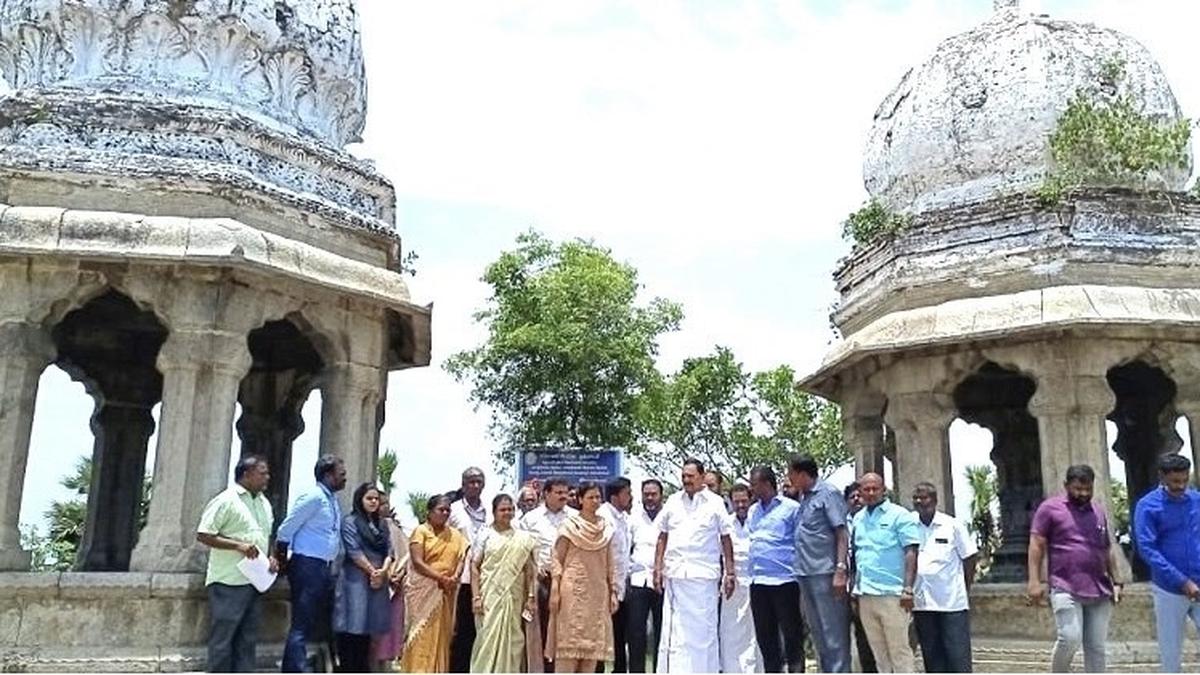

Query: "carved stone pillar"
(846, 414), (886, 478)
(843, 393), (887, 478)
(130, 328), (251, 572)
(77, 397), (157, 571)
(320, 362), (385, 514)
(1027, 366), (1115, 513)
(970, 408), (1043, 582)
(885, 392), (956, 514)
(0, 323), (55, 571)
(237, 369), (315, 531)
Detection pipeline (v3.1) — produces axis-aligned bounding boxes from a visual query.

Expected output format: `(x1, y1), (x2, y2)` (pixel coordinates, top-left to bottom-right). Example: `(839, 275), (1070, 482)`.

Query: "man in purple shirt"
(1027, 465), (1125, 673)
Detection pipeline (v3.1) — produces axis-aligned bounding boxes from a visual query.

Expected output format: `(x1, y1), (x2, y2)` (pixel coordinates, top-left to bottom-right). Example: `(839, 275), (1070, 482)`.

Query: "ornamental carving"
(0, 1), (367, 147)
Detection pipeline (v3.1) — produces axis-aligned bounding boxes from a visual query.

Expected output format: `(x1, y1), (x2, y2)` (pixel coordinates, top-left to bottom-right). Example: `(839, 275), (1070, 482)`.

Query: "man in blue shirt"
(747, 465), (805, 673)
(274, 455), (347, 672)
(852, 472), (919, 674)
(790, 454), (852, 673)
(1134, 453), (1200, 673)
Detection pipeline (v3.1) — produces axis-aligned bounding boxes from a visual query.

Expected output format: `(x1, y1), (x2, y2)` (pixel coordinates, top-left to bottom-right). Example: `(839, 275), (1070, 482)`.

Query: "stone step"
(966, 638), (1200, 673)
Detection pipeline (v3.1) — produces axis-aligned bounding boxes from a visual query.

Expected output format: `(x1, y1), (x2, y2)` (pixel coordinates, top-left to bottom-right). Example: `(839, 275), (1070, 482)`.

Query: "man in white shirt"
(518, 484), (540, 515)
(599, 477), (634, 672)
(448, 466), (488, 673)
(911, 482), (978, 673)
(627, 479), (666, 673)
(520, 477), (577, 671)
(721, 484), (763, 673)
(654, 459), (736, 673)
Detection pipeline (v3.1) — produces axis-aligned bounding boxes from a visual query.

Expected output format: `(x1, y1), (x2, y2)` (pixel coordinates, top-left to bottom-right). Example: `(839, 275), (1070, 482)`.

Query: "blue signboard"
(517, 448), (623, 487)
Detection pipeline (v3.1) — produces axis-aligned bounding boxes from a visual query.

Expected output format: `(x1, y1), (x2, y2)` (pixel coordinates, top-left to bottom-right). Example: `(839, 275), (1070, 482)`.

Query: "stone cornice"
(0, 204), (427, 319)
(832, 189), (1200, 336)
(803, 284), (1200, 399)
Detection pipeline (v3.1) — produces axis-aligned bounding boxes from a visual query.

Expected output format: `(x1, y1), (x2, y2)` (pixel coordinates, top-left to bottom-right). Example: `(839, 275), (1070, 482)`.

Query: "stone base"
(0, 572), (290, 672)
(971, 638), (1200, 673)
(5, 576), (1199, 671)
(0, 645), (286, 673)
(966, 583), (1200, 672)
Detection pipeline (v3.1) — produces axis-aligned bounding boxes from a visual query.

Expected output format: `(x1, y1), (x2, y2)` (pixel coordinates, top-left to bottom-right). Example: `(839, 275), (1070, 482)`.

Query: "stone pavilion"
(0, 0), (430, 669)
(802, 0), (1199, 669)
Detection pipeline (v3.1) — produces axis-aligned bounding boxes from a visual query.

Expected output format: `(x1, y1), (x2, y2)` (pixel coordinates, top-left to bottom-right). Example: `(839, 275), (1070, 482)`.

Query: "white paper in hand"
(236, 555), (277, 593)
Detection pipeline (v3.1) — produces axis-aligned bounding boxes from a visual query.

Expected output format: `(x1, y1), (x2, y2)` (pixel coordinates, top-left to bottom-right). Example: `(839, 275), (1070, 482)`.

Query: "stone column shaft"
(237, 369), (314, 531)
(130, 329), (250, 572)
(845, 414), (886, 478)
(77, 402), (156, 571)
(1028, 374), (1114, 509)
(320, 362), (385, 515)
(0, 323), (54, 571)
(885, 392), (955, 514)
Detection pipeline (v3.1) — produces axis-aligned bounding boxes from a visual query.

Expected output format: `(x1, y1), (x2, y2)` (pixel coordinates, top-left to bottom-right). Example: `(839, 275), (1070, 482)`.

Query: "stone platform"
(0, 572), (289, 672)
(966, 583), (1200, 672)
(3, 575), (1199, 671)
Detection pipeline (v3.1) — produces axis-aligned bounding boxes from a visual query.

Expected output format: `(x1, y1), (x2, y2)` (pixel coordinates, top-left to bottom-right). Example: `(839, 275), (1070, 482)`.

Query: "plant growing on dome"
(1040, 56), (1192, 205)
(842, 200), (913, 247)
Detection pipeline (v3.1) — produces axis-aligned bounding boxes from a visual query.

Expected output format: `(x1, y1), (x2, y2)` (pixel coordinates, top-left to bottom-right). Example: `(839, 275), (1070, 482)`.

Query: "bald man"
(850, 473), (919, 673)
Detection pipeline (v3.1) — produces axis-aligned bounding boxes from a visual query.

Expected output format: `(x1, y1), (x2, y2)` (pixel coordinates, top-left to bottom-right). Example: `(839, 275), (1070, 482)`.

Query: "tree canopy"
(23, 456), (151, 571)
(447, 230), (847, 482)
(636, 347), (845, 486)
(446, 230), (683, 464)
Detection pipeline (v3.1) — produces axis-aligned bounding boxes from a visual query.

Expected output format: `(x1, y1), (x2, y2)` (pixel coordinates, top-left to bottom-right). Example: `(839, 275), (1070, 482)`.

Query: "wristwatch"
(835, 562), (848, 571)
(901, 586), (914, 595)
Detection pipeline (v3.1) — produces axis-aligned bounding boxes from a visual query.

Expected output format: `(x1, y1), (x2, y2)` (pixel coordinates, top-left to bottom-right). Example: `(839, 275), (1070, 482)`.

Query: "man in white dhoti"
(721, 484), (763, 673)
(654, 458), (736, 673)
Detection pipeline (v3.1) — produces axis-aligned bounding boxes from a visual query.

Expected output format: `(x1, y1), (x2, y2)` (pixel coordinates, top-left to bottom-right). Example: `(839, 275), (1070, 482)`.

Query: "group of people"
(1024, 457), (1200, 674)
(193, 448), (1200, 674)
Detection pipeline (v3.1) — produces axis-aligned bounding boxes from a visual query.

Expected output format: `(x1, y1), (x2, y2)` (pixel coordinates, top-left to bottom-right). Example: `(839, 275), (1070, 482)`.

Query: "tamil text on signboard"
(518, 448), (623, 488)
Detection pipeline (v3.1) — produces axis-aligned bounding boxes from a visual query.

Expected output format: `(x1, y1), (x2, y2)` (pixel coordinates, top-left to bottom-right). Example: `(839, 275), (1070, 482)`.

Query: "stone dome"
(0, 0), (366, 147)
(863, 0), (1191, 213)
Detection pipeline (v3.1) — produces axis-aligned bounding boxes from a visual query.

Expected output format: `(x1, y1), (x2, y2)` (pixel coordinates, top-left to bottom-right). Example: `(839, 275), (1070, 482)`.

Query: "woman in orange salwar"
(400, 494), (467, 673)
(545, 481), (617, 673)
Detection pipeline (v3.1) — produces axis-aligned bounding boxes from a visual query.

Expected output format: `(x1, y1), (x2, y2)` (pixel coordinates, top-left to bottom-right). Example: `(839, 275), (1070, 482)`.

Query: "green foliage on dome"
(842, 200), (913, 247)
(1040, 57), (1192, 206)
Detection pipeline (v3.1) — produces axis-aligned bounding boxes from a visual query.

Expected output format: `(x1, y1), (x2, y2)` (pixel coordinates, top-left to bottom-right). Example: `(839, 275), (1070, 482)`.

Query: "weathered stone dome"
(0, 0), (366, 147)
(863, 0), (1191, 213)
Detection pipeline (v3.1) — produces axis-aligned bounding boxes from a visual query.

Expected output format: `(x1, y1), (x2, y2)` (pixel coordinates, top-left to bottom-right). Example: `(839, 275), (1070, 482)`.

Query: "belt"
(292, 552), (337, 570)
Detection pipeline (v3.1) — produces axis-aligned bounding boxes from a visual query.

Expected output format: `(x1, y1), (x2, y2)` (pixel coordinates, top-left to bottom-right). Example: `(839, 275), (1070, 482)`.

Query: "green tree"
(407, 491), (433, 524)
(1109, 478), (1130, 542)
(446, 230), (683, 464)
(635, 347), (846, 486)
(27, 456), (151, 571)
(377, 448), (398, 496)
(965, 464), (1002, 581)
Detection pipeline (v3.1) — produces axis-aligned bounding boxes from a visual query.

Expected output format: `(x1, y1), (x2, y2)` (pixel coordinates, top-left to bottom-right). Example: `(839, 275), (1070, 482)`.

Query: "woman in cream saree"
(400, 494), (467, 673)
(470, 494), (538, 673)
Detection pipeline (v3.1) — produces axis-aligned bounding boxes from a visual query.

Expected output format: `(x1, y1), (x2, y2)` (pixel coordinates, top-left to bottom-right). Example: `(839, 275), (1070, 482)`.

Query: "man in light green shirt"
(196, 455), (276, 672)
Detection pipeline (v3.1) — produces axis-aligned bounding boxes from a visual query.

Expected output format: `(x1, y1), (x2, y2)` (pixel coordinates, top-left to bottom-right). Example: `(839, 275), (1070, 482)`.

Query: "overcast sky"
(18, 0), (1200, 535)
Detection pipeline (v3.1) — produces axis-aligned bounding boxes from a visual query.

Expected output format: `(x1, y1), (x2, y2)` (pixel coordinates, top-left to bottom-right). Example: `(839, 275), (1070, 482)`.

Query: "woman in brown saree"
(399, 493), (467, 673)
(545, 481), (618, 673)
